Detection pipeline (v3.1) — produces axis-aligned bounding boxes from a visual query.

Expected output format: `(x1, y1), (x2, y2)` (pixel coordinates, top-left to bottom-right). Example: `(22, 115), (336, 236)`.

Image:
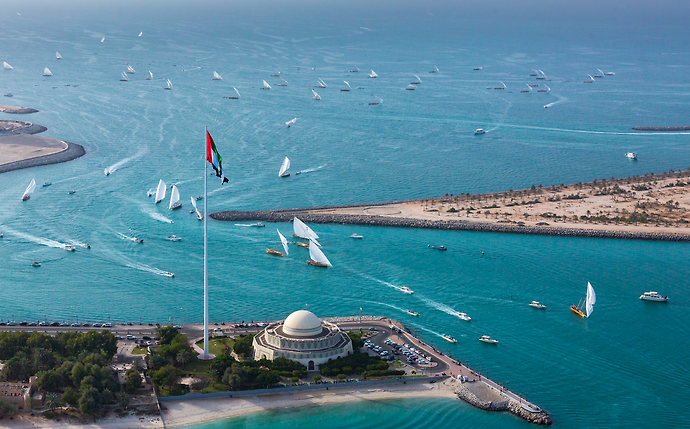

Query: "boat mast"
(202, 125), (210, 359)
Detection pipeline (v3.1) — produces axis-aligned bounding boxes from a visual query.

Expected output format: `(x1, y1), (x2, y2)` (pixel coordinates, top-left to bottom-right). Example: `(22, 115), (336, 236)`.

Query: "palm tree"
(45, 393), (60, 411)
(176, 349), (191, 367)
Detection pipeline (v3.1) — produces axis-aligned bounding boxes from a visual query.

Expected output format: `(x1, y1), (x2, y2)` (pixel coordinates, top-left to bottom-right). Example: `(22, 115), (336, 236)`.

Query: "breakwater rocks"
(632, 126), (690, 131)
(211, 210), (690, 242)
(455, 382), (552, 425)
(0, 105), (39, 114)
(0, 120), (47, 135)
(0, 141), (85, 174)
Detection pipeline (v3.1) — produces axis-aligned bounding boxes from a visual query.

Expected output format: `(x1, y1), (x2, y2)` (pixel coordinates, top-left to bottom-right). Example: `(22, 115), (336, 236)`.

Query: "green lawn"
(132, 346), (148, 355)
(195, 337), (235, 357)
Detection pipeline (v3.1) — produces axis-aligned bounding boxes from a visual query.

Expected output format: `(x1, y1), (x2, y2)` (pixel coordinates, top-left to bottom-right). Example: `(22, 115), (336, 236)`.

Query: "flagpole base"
(197, 353), (216, 361)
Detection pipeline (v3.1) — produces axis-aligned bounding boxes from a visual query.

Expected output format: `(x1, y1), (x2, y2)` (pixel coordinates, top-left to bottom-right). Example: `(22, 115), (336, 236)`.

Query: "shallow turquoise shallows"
(1, 2), (689, 428)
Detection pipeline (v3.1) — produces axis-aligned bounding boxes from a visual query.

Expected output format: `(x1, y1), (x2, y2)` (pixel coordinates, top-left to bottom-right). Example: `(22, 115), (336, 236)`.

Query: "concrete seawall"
(211, 210), (690, 242)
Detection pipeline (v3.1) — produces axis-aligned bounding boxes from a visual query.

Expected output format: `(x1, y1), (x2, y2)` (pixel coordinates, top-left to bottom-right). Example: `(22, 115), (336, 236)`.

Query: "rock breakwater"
(455, 382), (552, 425)
(632, 126), (690, 131)
(211, 209), (690, 242)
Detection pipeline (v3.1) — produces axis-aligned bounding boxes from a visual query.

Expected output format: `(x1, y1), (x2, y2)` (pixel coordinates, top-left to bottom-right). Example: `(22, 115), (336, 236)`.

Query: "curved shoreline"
(211, 210), (690, 242)
(0, 141), (85, 174)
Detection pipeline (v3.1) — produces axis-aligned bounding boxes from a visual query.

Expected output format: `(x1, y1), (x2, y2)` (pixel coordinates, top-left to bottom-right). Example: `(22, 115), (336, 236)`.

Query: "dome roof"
(283, 310), (322, 337)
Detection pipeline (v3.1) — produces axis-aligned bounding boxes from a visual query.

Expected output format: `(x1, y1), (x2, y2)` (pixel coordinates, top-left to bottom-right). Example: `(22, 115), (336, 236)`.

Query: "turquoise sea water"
(1, 1), (689, 428)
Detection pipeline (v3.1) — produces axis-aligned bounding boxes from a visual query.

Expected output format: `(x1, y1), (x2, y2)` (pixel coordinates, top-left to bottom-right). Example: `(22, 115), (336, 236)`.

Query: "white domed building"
(252, 310), (353, 371)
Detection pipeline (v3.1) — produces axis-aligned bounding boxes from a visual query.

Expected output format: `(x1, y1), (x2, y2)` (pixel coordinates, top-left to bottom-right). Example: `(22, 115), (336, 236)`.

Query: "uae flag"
(206, 130), (229, 184)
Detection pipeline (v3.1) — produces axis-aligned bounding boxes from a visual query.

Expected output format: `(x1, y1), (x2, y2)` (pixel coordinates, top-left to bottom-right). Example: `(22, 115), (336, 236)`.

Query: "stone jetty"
(455, 382), (552, 425)
(632, 126), (690, 131)
(211, 209), (690, 242)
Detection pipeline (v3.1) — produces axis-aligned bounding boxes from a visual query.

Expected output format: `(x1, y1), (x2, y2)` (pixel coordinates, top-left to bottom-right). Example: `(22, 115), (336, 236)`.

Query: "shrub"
(312, 375), (321, 381)
(337, 374), (346, 380)
(290, 377), (299, 383)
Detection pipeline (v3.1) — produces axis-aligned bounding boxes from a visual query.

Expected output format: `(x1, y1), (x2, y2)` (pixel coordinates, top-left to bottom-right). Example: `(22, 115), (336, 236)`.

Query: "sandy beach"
(162, 378), (457, 428)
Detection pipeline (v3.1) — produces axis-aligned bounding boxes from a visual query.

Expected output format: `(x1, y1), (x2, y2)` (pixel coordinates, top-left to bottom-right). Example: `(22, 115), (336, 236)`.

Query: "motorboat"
(133, 238), (144, 243)
(196, 196), (203, 200)
(626, 152), (637, 160)
(69, 190), (76, 194)
(249, 222), (265, 227)
(640, 291), (668, 302)
(473, 67), (482, 70)
(43, 182), (51, 187)
(163, 272), (175, 277)
(457, 312), (471, 321)
(442, 334), (457, 343)
(475, 129), (486, 135)
(32, 261), (41, 267)
(479, 335), (498, 344)
(349, 233), (363, 239)
(430, 245), (447, 251)
(167, 235), (181, 242)
(529, 301), (547, 309)
(407, 310), (419, 316)
(64, 245), (76, 251)
(400, 286), (414, 294)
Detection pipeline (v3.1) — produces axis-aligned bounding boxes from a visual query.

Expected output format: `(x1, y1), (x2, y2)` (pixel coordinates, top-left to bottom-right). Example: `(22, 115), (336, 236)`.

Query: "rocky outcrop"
(210, 210), (690, 242)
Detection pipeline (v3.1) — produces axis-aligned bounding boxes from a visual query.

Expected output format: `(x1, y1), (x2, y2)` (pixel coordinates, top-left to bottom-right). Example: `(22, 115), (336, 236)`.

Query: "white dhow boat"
(400, 286), (414, 294)
(120, 71), (128, 81)
(277, 77), (288, 87)
(536, 70), (547, 80)
(278, 156), (291, 177)
(43, 67), (52, 76)
(213, 71), (222, 80)
(640, 291), (668, 302)
(494, 81), (506, 90)
(163, 79), (172, 90)
(22, 179), (36, 201)
(584, 74), (595, 83)
(190, 197), (202, 220)
(411, 74), (421, 84)
(442, 334), (457, 343)
(227, 87), (241, 99)
(169, 184), (182, 210)
(430, 65), (439, 73)
(307, 238), (332, 267)
(146, 71), (153, 80)
(407, 310), (419, 316)
(260, 80), (271, 90)
(626, 152), (637, 160)
(155, 179), (167, 204)
(293, 217), (320, 246)
(100, 36), (105, 43)
(521, 84), (532, 93)
(368, 69), (378, 78)
(537, 84), (550, 93)
(127, 65), (136, 74)
(285, 118), (297, 128)
(368, 96), (383, 105)
(312, 89), (321, 100)
(529, 301), (547, 309)
(316, 78), (327, 88)
(457, 312), (471, 321)
(3, 62), (12, 70)
(571, 281), (596, 318)
(56, 52), (62, 60)
(340, 81), (351, 92)
(350, 65), (360, 73)
(267, 229), (289, 257)
(475, 128), (485, 135)
(594, 69), (605, 78)
(479, 335), (498, 344)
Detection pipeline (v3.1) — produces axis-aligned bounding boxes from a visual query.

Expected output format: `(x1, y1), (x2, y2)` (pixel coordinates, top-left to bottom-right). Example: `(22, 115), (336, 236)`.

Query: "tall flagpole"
(203, 126), (209, 359)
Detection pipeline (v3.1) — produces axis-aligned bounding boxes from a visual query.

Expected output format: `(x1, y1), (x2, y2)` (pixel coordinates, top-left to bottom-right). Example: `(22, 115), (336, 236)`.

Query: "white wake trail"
(10, 230), (70, 249)
(104, 148), (147, 175)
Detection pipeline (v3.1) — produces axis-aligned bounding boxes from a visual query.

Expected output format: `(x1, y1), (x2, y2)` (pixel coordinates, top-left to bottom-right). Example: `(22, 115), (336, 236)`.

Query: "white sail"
(277, 229), (289, 256)
(23, 179), (36, 199)
(286, 118), (298, 127)
(312, 89), (320, 99)
(127, 65), (135, 74)
(278, 156), (290, 176)
(101, 36), (105, 43)
(165, 79), (172, 89)
(155, 179), (166, 203)
(343, 81), (351, 89)
(3, 62), (12, 70)
(121, 72), (128, 81)
(191, 197), (202, 219)
(369, 70), (378, 78)
(43, 67), (52, 76)
(318, 78), (327, 87)
(262, 80), (271, 89)
(233, 87), (241, 97)
(148, 71), (153, 79)
(414, 74), (421, 82)
(138, 31), (143, 37)
(213, 71), (222, 80)
(169, 184), (180, 209)
(585, 282), (596, 318)
(56, 51), (62, 59)
(309, 239), (332, 266)
(293, 217), (320, 245)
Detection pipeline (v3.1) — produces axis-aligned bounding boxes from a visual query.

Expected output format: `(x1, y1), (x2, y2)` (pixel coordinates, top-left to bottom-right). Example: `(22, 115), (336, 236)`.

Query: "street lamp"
(359, 307), (362, 324)
(180, 308), (183, 325)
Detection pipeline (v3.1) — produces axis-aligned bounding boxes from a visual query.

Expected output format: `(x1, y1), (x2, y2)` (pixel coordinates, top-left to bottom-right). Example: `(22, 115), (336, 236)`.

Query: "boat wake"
(362, 300), (408, 314)
(543, 95), (567, 109)
(125, 261), (174, 277)
(142, 208), (174, 224)
(296, 165), (326, 175)
(407, 321), (466, 340)
(418, 296), (468, 319)
(116, 232), (142, 242)
(104, 149), (147, 175)
(10, 230), (71, 250)
(66, 239), (90, 249)
(357, 272), (411, 294)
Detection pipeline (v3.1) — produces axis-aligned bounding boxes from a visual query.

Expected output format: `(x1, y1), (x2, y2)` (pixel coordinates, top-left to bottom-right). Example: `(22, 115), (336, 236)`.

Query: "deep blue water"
(1, 1), (689, 428)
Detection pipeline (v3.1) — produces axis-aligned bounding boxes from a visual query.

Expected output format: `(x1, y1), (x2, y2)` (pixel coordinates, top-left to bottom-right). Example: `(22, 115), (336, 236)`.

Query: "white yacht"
(640, 291), (668, 302)
(457, 312), (471, 321)
(442, 334), (457, 343)
(626, 152), (637, 160)
(400, 286), (414, 294)
(349, 233), (363, 239)
(529, 301), (547, 309)
(64, 245), (76, 252)
(475, 129), (486, 135)
(479, 335), (498, 344)
(407, 310), (419, 316)
(167, 235), (181, 242)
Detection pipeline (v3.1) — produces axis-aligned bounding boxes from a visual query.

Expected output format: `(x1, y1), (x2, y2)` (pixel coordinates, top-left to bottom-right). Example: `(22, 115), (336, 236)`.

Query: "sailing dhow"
(43, 67), (52, 76)
(260, 80), (271, 90)
(169, 184), (182, 210)
(571, 282), (596, 318)
(127, 65), (136, 74)
(154, 179), (167, 204)
(146, 71), (153, 80)
(228, 87), (240, 99)
(341, 81), (351, 92)
(190, 196), (203, 220)
(56, 52), (62, 60)
(312, 89), (321, 100)
(278, 157), (291, 177)
(267, 229), (289, 257)
(3, 62), (12, 70)
(213, 71), (222, 80)
(286, 118), (297, 128)
(120, 72), (128, 81)
(163, 79), (172, 90)
(307, 239), (332, 267)
(22, 179), (36, 201)
(411, 74), (421, 84)
(293, 217), (320, 247)
(368, 70), (378, 78)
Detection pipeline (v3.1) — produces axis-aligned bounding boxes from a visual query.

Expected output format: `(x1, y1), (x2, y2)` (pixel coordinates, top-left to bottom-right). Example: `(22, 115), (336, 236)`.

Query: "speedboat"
(407, 310), (419, 316)
(196, 196), (203, 200)
(32, 261), (41, 267)
(133, 238), (144, 243)
(64, 245), (76, 251)
(626, 152), (637, 160)
(442, 334), (457, 343)
(457, 312), (471, 321)
(640, 291), (668, 302)
(167, 235), (181, 242)
(43, 182), (51, 187)
(400, 286), (414, 294)
(163, 272), (175, 277)
(429, 245), (447, 251)
(349, 233), (363, 239)
(68, 190), (76, 194)
(529, 301), (547, 309)
(475, 128), (486, 135)
(479, 335), (498, 344)
(250, 222), (265, 227)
